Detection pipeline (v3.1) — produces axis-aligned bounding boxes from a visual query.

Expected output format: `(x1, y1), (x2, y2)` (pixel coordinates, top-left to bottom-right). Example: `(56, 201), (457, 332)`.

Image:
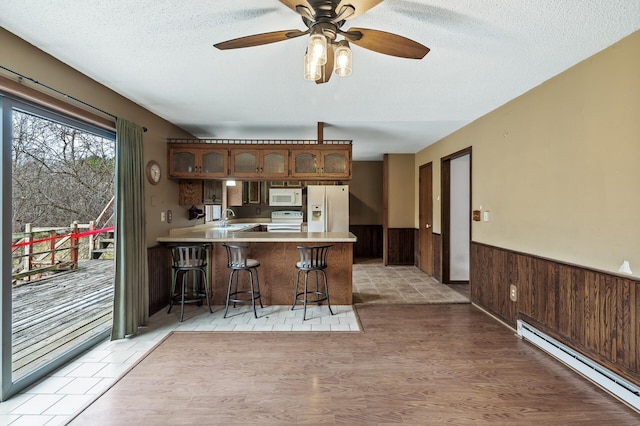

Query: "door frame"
(441, 147), (472, 284)
(418, 162), (433, 275)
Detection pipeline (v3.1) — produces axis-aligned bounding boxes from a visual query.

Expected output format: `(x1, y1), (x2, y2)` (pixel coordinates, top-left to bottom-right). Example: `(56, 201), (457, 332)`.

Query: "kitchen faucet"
(220, 208), (235, 227)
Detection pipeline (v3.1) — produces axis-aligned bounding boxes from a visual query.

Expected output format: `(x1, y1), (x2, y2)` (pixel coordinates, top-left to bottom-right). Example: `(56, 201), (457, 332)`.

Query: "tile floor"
(353, 261), (470, 304)
(0, 260), (468, 425)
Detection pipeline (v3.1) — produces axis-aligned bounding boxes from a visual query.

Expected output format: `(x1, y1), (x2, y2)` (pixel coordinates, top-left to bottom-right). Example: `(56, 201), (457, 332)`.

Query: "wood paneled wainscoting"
(147, 245), (171, 316)
(385, 228), (415, 265)
(349, 225), (382, 259)
(432, 232), (442, 282)
(471, 241), (640, 387)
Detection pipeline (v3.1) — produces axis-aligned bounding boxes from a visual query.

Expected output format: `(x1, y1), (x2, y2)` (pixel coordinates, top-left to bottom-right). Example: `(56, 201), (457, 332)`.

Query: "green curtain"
(111, 118), (148, 339)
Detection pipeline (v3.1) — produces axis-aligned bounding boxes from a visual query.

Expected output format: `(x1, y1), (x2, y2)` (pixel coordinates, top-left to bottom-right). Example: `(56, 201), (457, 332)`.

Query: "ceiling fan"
(214, 0), (430, 84)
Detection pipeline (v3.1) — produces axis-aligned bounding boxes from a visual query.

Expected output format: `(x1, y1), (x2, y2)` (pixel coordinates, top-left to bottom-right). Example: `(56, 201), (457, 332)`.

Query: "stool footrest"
(294, 291), (329, 305)
(171, 292), (208, 304)
(228, 290), (262, 304)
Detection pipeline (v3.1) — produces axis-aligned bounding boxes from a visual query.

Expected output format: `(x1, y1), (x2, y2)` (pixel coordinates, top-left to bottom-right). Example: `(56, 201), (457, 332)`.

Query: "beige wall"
(350, 161), (383, 225)
(2, 28), (194, 246)
(386, 154), (415, 228)
(415, 30), (640, 276)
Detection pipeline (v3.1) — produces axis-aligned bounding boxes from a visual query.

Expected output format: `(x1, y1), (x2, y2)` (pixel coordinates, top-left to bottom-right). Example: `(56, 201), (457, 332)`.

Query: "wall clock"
(146, 160), (161, 185)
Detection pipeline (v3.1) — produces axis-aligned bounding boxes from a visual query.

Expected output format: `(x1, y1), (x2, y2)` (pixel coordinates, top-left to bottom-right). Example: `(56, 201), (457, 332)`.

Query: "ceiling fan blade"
(336, 0), (384, 20)
(344, 27), (429, 59)
(214, 30), (307, 50)
(316, 44), (335, 84)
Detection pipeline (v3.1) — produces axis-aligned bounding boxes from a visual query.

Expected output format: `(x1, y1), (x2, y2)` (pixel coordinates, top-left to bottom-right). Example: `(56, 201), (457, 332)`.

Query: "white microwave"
(269, 188), (302, 206)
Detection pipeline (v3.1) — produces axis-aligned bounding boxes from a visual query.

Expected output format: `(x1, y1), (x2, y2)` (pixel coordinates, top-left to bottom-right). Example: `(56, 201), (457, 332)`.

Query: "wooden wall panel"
(470, 243), (516, 325)
(471, 241), (640, 387)
(432, 233), (442, 282)
(386, 228), (415, 265)
(147, 245), (171, 316)
(557, 264), (586, 347)
(518, 256), (558, 330)
(209, 242), (353, 305)
(349, 225), (383, 259)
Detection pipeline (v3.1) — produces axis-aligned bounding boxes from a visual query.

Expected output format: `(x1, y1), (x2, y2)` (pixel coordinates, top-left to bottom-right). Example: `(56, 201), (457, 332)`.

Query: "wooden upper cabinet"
(200, 149), (227, 177)
(168, 141), (350, 181)
(231, 149), (258, 177)
(169, 148), (197, 178)
(321, 148), (351, 178)
(261, 149), (288, 178)
(168, 146), (228, 178)
(231, 148), (288, 179)
(292, 149), (320, 178)
(292, 146), (351, 179)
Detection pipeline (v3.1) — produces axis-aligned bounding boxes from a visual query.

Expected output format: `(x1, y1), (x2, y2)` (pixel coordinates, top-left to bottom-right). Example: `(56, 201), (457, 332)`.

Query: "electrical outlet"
(510, 284), (518, 302)
(167, 209), (172, 223)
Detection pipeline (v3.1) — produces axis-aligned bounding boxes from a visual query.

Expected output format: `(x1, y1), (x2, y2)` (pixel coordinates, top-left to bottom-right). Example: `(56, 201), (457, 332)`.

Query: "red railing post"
(88, 220), (95, 259)
(70, 222), (79, 270)
(23, 223), (33, 280)
(49, 229), (56, 266)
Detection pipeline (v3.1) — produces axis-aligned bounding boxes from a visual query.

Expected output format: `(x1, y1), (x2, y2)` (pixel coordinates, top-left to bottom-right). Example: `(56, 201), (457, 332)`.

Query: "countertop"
(156, 222), (357, 243)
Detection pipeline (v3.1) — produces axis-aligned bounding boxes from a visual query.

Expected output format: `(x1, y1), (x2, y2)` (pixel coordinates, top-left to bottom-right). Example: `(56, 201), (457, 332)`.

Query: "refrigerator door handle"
(326, 197), (331, 232)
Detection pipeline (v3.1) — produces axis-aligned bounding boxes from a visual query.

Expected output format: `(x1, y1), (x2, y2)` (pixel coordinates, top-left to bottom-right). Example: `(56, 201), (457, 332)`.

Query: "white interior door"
(449, 155), (470, 281)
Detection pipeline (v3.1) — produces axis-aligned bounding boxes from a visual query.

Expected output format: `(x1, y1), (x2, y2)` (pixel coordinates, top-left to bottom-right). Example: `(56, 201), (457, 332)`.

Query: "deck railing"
(11, 222), (114, 284)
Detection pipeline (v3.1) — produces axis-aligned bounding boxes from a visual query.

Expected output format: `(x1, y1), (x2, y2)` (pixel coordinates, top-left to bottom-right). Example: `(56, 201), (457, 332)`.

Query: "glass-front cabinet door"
(168, 148), (197, 178)
(169, 147), (228, 178)
(261, 149), (288, 178)
(200, 149), (228, 178)
(231, 149), (258, 178)
(321, 148), (351, 178)
(292, 150), (320, 178)
(232, 148), (289, 178)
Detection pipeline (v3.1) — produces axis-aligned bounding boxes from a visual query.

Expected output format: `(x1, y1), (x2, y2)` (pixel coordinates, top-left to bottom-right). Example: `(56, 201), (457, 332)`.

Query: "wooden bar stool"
(167, 244), (212, 322)
(222, 244), (264, 318)
(291, 244), (334, 321)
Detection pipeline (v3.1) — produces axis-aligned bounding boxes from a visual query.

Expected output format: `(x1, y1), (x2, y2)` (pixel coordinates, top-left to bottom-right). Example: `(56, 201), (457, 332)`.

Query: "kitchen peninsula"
(157, 223), (357, 305)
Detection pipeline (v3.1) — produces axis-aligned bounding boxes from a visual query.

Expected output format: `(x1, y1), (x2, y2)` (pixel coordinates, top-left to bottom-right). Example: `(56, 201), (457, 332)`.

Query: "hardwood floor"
(70, 304), (638, 424)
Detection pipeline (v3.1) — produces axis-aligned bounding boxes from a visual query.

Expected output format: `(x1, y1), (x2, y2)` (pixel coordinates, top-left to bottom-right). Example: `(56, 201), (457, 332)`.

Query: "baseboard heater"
(517, 320), (640, 412)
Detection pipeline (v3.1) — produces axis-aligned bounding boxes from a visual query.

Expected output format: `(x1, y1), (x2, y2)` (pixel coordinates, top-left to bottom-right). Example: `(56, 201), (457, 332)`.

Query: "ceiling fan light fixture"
(307, 27), (327, 65)
(304, 53), (322, 81)
(334, 40), (352, 77)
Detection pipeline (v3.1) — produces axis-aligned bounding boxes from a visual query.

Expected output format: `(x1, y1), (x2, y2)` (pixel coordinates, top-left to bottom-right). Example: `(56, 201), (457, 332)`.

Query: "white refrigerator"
(306, 185), (349, 232)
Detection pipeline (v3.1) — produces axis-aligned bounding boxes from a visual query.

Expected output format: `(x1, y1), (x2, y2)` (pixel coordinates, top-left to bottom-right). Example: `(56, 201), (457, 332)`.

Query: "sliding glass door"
(1, 95), (115, 400)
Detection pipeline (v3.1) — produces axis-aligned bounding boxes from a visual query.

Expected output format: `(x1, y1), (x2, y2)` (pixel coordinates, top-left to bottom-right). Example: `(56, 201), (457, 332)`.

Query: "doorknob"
(425, 224), (431, 229)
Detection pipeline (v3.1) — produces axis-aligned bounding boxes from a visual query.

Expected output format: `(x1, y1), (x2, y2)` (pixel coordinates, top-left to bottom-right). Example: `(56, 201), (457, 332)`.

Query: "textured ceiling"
(1, 1), (639, 160)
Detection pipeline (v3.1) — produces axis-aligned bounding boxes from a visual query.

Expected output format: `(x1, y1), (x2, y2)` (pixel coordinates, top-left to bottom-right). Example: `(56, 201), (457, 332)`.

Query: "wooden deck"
(12, 259), (114, 379)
